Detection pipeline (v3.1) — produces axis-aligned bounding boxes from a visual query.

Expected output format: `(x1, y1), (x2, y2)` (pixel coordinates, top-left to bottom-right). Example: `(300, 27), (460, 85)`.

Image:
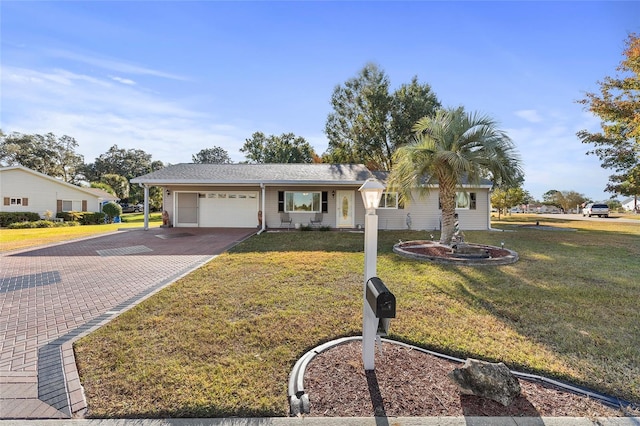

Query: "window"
(455, 192), (476, 210)
(285, 191), (321, 212)
(61, 200), (82, 212)
(379, 192), (399, 209)
(5, 197), (28, 206)
(439, 192), (477, 210)
(278, 191), (328, 213)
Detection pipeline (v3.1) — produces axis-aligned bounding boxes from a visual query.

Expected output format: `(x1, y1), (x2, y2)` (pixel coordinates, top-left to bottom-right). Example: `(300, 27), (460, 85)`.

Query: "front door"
(176, 192), (198, 227)
(336, 190), (355, 228)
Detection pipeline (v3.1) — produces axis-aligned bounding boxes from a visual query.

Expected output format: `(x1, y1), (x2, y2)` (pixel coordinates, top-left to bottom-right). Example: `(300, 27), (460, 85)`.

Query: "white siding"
(160, 184), (491, 230)
(0, 168), (103, 216)
(377, 188), (491, 231)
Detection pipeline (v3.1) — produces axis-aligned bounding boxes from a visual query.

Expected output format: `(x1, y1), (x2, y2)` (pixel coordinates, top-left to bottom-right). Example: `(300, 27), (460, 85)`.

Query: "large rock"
(449, 358), (521, 406)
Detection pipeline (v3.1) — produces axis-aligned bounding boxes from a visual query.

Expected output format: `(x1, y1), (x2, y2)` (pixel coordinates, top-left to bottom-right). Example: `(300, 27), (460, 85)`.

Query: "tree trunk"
(439, 179), (457, 245)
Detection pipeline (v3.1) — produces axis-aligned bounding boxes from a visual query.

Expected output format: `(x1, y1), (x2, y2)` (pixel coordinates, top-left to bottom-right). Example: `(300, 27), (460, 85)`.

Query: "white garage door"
(199, 191), (259, 228)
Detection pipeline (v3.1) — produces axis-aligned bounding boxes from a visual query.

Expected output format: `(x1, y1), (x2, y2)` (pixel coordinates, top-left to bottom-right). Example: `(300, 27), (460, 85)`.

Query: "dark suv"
(583, 203), (609, 218)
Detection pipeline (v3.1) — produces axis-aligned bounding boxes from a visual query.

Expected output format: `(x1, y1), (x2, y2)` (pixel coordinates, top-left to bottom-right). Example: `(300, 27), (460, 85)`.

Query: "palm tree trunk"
(439, 178), (457, 245)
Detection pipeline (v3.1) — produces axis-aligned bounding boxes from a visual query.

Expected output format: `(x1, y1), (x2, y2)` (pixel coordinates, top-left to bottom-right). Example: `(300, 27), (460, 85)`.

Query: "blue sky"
(2, 1), (639, 202)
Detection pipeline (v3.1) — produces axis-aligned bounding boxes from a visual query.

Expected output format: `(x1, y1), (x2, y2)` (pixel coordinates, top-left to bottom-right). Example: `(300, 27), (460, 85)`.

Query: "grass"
(0, 212), (162, 252)
(70, 215), (640, 417)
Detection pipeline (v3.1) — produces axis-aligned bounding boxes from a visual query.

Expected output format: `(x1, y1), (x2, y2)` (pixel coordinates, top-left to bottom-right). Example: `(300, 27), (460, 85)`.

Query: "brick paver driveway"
(0, 227), (256, 419)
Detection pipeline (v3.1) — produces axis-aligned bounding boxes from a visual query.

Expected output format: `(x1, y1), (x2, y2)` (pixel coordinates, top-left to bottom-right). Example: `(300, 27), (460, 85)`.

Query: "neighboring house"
(0, 165), (118, 217)
(131, 163), (493, 231)
(621, 197), (638, 212)
(530, 204), (562, 214)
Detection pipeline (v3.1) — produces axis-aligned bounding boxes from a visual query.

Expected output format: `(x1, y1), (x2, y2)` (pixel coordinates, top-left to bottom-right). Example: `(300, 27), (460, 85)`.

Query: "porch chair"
(280, 212), (293, 229)
(310, 212), (323, 227)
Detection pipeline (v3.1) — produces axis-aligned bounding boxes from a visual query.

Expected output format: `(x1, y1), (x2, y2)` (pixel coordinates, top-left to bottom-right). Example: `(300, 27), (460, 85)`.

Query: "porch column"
(261, 183), (266, 232)
(143, 185), (150, 231)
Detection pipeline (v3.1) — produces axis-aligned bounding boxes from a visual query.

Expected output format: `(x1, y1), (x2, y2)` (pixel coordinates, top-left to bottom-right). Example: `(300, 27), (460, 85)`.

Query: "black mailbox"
(366, 277), (396, 318)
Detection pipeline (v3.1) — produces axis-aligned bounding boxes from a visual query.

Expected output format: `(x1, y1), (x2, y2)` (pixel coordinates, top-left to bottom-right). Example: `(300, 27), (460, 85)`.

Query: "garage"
(197, 191), (259, 228)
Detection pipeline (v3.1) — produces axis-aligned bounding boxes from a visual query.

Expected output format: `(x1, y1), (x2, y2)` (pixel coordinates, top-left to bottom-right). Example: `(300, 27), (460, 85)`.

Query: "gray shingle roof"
(370, 170), (492, 187)
(131, 163), (374, 185)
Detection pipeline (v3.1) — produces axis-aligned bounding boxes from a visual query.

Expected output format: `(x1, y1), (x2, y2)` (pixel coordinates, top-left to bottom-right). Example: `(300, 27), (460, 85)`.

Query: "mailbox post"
(358, 178), (385, 370)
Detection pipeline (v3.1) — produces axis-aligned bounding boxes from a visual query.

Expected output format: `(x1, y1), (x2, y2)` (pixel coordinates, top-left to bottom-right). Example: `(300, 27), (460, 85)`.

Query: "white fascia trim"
(131, 180), (368, 186)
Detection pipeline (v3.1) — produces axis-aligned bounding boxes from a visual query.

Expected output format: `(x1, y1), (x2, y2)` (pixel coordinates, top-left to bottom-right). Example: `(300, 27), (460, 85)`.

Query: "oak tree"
(0, 132), (85, 183)
(577, 33), (640, 197)
(241, 132), (316, 163)
(192, 147), (232, 164)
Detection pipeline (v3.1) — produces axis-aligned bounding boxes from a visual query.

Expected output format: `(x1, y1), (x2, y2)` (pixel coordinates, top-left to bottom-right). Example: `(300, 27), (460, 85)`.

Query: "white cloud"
(514, 109), (543, 123)
(47, 49), (188, 81)
(110, 76), (136, 86)
(1, 64), (250, 164)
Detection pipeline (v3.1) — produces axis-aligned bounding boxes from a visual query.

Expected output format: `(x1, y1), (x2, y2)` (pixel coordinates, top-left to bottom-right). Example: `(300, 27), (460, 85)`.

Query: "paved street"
(0, 227), (256, 419)
(535, 213), (640, 224)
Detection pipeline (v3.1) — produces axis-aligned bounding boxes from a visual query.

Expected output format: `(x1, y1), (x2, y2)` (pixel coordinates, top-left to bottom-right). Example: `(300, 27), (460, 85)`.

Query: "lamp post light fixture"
(358, 178), (385, 370)
(359, 178), (385, 213)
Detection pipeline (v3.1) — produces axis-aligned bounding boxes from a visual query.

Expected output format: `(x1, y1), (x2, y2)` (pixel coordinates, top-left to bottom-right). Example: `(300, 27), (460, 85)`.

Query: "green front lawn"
(74, 216), (640, 417)
(0, 212), (162, 252)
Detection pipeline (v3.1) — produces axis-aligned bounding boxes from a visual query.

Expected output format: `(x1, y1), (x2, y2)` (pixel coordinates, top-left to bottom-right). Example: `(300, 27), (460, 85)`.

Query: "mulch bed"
(397, 242), (510, 259)
(303, 340), (638, 418)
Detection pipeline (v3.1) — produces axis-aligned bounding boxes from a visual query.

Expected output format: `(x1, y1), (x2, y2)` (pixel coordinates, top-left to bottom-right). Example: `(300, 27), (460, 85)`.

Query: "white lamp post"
(358, 178), (385, 370)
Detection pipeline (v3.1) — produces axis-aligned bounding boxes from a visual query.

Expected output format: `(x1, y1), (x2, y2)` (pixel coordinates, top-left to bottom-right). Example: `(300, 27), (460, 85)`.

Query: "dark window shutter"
(398, 197), (404, 209)
(321, 191), (328, 213)
(22, 198), (29, 207)
(3, 197), (9, 206)
(57, 199), (63, 213)
(82, 200), (87, 211)
(278, 191), (284, 212)
(470, 192), (476, 210)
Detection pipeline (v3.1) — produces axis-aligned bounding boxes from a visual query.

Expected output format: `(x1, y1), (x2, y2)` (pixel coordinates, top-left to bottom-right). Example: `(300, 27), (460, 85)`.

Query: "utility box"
(365, 277), (396, 319)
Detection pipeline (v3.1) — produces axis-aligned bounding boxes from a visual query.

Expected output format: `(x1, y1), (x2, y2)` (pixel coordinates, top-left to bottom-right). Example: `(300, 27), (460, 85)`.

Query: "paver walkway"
(0, 227), (256, 419)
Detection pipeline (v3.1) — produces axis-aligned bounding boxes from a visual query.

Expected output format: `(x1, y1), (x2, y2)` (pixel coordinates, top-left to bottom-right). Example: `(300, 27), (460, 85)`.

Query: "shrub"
(57, 211), (82, 222)
(54, 211), (106, 225)
(0, 212), (41, 227)
(80, 212), (106, 225)
(7, 220), (80, 229)
(102, 202), (122, 224)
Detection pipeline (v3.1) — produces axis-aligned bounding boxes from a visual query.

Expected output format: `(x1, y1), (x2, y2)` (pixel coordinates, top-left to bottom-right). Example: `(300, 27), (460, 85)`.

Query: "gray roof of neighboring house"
(84, 187), (119, 201)
(131, 163), (374, 185)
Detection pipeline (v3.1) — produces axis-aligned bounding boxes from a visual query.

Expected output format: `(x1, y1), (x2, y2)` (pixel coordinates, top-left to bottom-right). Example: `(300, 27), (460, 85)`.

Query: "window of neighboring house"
(285, 191), (321, 212)
(439, 192), (477, 210)
(62, 200), (82, 212)
(379, 192), (399, 209)
(5, 197), (28, 206)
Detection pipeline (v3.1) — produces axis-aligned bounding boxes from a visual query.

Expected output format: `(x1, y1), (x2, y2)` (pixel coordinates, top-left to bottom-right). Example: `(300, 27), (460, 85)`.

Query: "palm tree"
(389, 107), (522, 245)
